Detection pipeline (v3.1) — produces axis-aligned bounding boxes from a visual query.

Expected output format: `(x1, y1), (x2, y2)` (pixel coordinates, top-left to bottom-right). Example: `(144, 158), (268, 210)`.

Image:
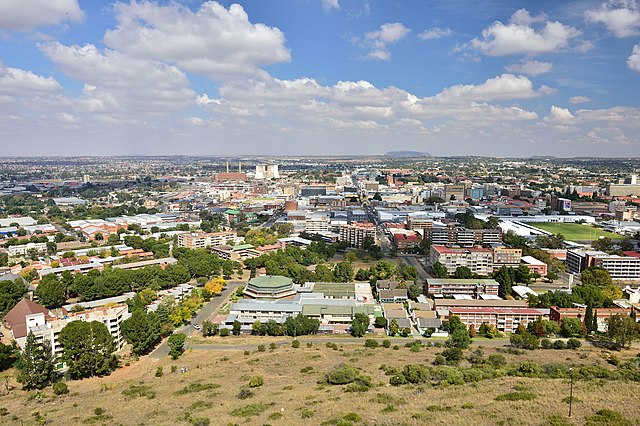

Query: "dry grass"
(1, 343), (639, 425)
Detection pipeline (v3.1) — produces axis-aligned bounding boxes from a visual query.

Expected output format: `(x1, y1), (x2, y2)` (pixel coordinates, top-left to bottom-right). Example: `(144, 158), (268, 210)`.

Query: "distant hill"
(385, 151), (432, 157)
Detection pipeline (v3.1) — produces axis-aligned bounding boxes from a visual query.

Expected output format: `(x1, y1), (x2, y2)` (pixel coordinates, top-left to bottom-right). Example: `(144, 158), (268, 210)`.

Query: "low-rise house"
(549, 306), (631, 332)
(378, 289), (408, 303)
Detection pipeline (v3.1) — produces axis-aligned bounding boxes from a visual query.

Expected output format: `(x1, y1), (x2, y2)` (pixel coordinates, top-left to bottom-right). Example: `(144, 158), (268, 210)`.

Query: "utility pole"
(568, 367), (574, 418)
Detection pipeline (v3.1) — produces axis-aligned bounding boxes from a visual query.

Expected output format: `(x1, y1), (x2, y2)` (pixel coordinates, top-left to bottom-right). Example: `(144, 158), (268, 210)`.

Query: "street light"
(568, 367), (574, 418)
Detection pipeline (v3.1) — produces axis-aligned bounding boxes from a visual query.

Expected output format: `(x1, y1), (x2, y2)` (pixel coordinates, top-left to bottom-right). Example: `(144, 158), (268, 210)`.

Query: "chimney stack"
(226, 161), (229, 173)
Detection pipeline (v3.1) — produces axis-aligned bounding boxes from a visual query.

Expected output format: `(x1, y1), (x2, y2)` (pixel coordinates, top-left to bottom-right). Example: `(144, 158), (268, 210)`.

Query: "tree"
(232, 320), (242, 336)
(168, 333), (187, 359)
(204, 277), (225, 295)
(407, 284), (423, 301)
(592, 237), (613, 253)
(374, 317), (388, 328)
(0, 278), (27, 315)
(454, 266), (473, 279)
(584, 304), (596, 334)
(351, 313), (370, 337)
(431, 261), (449, 279)
(514, 265), (531, 285)
(34, 274), (67, 309)
(0, 341), (18, 371)
(493, 266), (514, 298)
(121, 310), (162, 355)
(580, 266), (613, 287)
(16, 332), (56, 390)
(560, 318), (583, 338)
(94, 232), (103, 241)
(388, 319), (399, 336)
(201, 320), (218, 337)
(607, 314), (638, 348)
(333, 261), (354, 282)
(372, 192), (382, 201)
(58, 321), (115, 379)
(447, 328), (470, 349)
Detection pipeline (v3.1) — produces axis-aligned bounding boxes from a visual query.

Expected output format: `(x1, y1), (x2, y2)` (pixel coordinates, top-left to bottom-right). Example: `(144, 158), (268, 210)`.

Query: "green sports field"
(531, 222), (626, 241)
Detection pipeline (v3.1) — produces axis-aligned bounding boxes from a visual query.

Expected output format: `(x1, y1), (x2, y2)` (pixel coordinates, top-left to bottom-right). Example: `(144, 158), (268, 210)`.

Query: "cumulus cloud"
(586, 0), (640, 37)
(569, 96), (591, 104)
(419, 27), (452, 40)
(362, 22), (410, 60)
(429, 74), (551, 103)
(0, 0), (83, 31)
(471, 8), (581, 56)
(322, 0), (340, 11)
(103, 1), (290, 78)
(0, 62), (61, 96)
(505, 59), (553, 76)
(40, 42), (196, 114)
(546, 105), (574, 122)
(628, 44), (640, 71)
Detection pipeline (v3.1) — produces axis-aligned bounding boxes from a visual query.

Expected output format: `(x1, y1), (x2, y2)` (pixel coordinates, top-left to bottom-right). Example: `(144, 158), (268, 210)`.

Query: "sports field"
(531, 222), (626, 241)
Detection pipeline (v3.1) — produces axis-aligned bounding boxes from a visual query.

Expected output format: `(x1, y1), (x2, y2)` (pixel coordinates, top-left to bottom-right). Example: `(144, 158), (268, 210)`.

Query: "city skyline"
(0, 0), (639, 156)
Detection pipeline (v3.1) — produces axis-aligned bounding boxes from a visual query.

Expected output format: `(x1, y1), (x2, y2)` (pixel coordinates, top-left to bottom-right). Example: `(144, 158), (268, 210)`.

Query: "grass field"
(1, 340), (640, 426)
(531, 222), (626, 241)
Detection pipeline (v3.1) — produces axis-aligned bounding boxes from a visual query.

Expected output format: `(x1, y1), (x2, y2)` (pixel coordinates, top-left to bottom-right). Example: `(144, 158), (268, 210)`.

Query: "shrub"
(402, 364), (430, 384)
(219, 328), (230, 337)
(364, 339), (378, 349)
(155, 366), (163, 377)
(495, 391), (537, 401)
(122, 384), (156, 400)
(567, 338), (582, 350)
(488, 354), (507, 369)
(343, 412), (361, 422)
(431, 366), (464, 385)
(389, 374), (407, 386)
(292, 340), (300, 348)
(269, 343), (277, 350)
(392, 345), (400, 350)
(382, 339), (391, 348)
(462, 368), (484, 383)
(301, 409), (315, 419)
(52, 381), (69, 396)
(229, 403), (275, 418)
(542, 363), (570, 378)
(268, 412), (283, 420)
(326, 364), (359, 385)
(541, 338), (552, 349)
(174, 383), (220, 395)
(257, 344), (266, 352)
(248, 376), (264, 388)
(237, 388), (253, 400)
(514, 361), (542, 377)
(553, 340), (567, 350)
(433, 355), (446, 366)
(586, 409), (631, 426)
(441, 347), (463, 365)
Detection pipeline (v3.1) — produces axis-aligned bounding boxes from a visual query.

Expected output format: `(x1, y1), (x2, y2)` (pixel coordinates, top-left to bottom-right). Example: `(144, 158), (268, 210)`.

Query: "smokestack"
(226, 162), (229, 173)
(239, 162), (241, 173)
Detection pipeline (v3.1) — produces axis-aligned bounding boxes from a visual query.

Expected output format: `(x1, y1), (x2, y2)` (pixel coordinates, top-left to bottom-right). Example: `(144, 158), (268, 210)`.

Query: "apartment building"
(567, 249), (640, 281)
(448, 306), (546, 333)
(549, 306), (631, 332)
(493, 247), (523, 268)
(422, 226), (502, 247)
(176, 231), (237, 249)
(65, 304), (131, 350)
(7, 242), (47, 256)
(426, 278), (500, 298)
(339, 222), (377, 248)
(428, 245), (494, 276)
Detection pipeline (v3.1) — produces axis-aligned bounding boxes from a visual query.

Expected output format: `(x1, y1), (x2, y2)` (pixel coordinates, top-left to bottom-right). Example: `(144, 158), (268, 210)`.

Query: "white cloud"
(628, 44), (640, 71)
(546, 105), (574, 122)
(361, 22), (410, 60)
(103, 1), (290, 78)
(322, 0), (340, 11)
(0, 0), (83, 31)
(586, 0), (640, 37)
(429, 74), (550, 103)
(419, 27), (452, 40)
(58, 112), (78, 123)
(471, 9), (581, 56)
(0, 63), (61, 96)
(505, 59), (553, 76)
(569, 96), (591, 104)
(40, 42), (196, 114)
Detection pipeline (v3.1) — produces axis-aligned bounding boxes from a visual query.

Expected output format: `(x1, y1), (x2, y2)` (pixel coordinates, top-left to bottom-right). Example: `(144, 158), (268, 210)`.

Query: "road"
(150, 280), (244, 358)
(398, 254), (431, 281)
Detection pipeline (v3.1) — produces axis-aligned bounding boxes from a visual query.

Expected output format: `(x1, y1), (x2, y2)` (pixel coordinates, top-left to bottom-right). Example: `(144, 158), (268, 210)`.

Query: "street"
(150, 280), (244, 358)
(398, 254), (432, 281)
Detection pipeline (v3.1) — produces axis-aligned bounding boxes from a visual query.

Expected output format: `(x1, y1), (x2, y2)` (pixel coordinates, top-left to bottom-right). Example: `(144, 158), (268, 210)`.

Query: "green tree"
(201, 320), (218, 337)
(584, 304), (596, 334)
(168, 333), (186, 359)
(447, 327), (470, 349)
(0, 278), (27, 315)
(431, 261), (449, 279)
(407, 283), (423, 301)
(333, 261), (355, 282)
(560, 318), (583, 338)
(58, 321), (115, 379)
(0, 341), (18, 371)
(16, 332), (56, 390)
(34, 274), (67, 308)
(493, 266), (514, 298)
(580, 266), (613, 287)
(388, 318), (399, 336)
(121, 310), (162, 355)
(454, 266), (473, 279)
(232, 320), (242, 336)
(592, 237), (613, 253)
(351, 313), (370, 337)
(606, 314), (638, 348)
(514, 265), (531, 284)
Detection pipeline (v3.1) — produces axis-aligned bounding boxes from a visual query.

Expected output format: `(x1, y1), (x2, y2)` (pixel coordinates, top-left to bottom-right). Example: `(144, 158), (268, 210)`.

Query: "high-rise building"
(339, 222), (377, 248)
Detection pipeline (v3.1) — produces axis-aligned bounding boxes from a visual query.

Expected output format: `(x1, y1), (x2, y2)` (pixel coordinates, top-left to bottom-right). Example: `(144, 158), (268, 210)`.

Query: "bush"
(237, 388), (253, 400)
(52, 381), (69, 396)
(586, 409), (632, 426)
(495, 391), (537, 401)
(433, 355), (446, 366)
(155, 366), (163, 377)
(553, 340), (566, 350)
(402, 364), (430, 384)
(441, 347), (463, 365)
(487, 354), (507, 369)
(431, 366), (464, 385)
(382, 339), (391, 348)
(389, 374), (407, 386)
(364, 339), (378, 349)
(567, 338), (582, 350)
(541, 338), (552, 349)
(257, 344), (266, 352)
(248, 376), (264, 388)
(291, 340), (300, 348)
(269, 343), (277, 350)
(326, 364), (359, 385)
(219, 328), (230, 337)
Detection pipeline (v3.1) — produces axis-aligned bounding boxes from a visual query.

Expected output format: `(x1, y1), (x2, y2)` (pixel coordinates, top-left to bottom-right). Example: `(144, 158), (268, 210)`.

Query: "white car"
(193, 324), (201, 330)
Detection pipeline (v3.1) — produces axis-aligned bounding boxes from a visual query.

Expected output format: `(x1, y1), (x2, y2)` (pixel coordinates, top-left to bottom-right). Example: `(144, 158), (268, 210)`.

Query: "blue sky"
(0, 0), (639, 156)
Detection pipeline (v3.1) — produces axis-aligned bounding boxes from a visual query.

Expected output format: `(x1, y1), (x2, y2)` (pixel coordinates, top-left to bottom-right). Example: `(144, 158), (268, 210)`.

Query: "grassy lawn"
(2, 342), (640, 425)
(531, 222), (626, 241)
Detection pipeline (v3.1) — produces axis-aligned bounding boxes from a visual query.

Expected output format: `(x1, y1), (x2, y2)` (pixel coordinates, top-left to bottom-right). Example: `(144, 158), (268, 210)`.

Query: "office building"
(176, 231), (237, 249)
(567, 249), (640, 281)
(339, 222), (377, 248)
(428, 245), (494, 276)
